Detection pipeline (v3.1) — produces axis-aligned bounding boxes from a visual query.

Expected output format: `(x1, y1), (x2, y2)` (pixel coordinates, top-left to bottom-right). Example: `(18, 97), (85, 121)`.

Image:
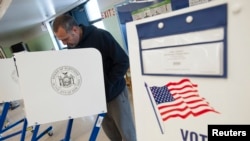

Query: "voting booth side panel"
(0, 58), (22, 102)
(127, 0), (250, 141)
(14, 48), (106, 126)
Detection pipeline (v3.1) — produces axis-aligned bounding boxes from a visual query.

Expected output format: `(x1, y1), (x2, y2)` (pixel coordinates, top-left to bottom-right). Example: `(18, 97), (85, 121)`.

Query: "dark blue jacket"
(72, 25), (129, 102)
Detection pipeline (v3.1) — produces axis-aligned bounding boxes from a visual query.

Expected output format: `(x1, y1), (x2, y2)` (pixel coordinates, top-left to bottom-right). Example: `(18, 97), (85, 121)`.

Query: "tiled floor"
(1, 87), (134, 141)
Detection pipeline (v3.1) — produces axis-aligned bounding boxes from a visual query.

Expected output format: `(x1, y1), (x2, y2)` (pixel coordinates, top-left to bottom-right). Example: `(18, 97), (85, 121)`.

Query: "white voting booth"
(15, 48), (106, 126)
(0, 58), (22, 102)
(0, 58), (27, 140)
(0, 48), (106, 140)
(127, 0), (250, 140)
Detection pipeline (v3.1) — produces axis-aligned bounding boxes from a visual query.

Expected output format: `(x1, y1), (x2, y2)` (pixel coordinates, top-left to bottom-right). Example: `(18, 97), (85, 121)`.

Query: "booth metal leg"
(0, 102), (28, 141)
(31, 124), (53, 141)
(89, 113), (106, 141)
(0, 102), (10, 129)
(61, 118), (74, 141)
(60, 113), (105, 141)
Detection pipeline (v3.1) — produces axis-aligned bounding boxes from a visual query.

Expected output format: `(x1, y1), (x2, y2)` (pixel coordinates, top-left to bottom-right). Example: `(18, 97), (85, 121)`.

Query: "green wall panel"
(27, 32), (54, 52)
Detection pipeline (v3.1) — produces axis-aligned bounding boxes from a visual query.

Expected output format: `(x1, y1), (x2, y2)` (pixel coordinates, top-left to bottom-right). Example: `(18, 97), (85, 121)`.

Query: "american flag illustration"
(147, 78), (219, 122)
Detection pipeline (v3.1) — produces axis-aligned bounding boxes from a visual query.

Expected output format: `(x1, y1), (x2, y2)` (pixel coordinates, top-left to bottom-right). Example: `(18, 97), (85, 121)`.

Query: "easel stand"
(0, 102), (27, 141)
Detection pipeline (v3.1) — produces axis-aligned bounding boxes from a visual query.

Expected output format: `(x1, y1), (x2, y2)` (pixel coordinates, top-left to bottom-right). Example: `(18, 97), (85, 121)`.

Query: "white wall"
(97, 0), (128, 51)
(97, 0), (125, 10)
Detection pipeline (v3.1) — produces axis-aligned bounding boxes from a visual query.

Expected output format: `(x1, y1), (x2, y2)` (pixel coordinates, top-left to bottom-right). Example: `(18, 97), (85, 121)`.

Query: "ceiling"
(0, 0), (88, 40)
(0, 0), (156, 42)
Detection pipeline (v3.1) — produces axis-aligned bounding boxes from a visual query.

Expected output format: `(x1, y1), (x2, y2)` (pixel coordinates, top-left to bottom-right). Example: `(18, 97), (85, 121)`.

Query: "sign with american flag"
(145, 78), (219, 133)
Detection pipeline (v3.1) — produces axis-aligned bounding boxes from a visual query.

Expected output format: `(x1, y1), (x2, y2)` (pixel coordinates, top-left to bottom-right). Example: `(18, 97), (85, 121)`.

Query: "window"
(93, 20), (105, 29)
(85, 0), (102, 22)
(85, 0), (105, 29)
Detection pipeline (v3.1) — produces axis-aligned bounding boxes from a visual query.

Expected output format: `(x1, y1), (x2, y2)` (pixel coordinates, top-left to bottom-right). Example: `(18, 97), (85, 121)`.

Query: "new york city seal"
(51, 66), (82, 95)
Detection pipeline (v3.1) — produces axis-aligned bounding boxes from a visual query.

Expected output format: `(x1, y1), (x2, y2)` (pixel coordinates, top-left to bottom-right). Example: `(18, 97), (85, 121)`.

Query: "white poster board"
(0, 58), (22, 102)
(127, 0), (250, 140)
(15, 48), (106, 126)
(141, 28), (224, 75)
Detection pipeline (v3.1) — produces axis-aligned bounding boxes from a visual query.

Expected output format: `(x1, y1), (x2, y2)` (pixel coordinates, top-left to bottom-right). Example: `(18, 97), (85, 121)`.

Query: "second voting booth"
(126, 0), (250, 140)
(0, 58), (27, 140)
(0, 48), (107, 140)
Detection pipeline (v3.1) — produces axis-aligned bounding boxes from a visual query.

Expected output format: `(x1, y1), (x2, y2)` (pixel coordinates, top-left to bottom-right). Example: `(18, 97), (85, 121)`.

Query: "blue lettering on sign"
(180, 129), (207, 141)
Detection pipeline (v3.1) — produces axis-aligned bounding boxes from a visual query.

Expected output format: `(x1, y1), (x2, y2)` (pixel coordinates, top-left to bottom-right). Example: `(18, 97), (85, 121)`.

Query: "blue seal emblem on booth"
(51, 66), (82, 95)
